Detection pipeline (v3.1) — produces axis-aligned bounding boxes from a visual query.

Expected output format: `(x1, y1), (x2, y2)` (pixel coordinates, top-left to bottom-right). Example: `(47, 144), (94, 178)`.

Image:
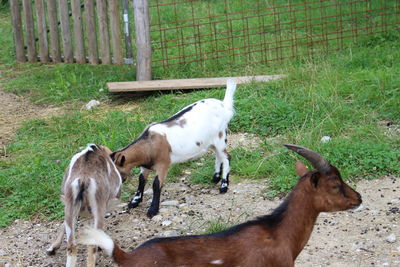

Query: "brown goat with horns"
(79, 144), (362, 267)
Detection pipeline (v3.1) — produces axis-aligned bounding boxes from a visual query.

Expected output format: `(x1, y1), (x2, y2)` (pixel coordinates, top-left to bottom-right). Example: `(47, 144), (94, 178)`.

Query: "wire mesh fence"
(149, 0), (400, 70)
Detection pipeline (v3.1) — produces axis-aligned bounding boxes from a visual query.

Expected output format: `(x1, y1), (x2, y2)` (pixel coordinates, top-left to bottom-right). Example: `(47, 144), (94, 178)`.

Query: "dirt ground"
(0, 177), (399, 267)
(0, 90), (61, 151)
(0, 91), (399, 267)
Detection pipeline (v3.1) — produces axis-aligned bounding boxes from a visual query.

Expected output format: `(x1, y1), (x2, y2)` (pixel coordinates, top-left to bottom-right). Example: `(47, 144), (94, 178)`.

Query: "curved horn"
(284, 144), (331, 173)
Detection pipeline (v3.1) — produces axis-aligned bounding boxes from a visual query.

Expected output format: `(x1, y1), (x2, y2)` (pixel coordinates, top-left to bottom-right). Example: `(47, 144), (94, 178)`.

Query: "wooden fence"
(10, 0), (136, 65)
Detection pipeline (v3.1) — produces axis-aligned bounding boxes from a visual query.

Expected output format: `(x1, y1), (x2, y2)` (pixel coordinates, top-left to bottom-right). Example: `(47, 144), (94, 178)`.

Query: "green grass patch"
(0, 8), (399, 227)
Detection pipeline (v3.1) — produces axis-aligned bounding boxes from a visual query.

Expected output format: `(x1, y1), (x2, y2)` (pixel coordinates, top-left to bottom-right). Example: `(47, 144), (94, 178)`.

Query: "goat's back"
(61, 144), (122, 204)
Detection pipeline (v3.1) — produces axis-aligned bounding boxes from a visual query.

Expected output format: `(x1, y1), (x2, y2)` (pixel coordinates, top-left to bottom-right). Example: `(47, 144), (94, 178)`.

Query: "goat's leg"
(46, 222), (65, 255)
(212, 151), (224, 184)
(65, 203), (79, 267)
(147, 165), (168, 218)
(215, 144), (231, 193)
(128, 167), (150, 209)
(87, 203), (106, 267)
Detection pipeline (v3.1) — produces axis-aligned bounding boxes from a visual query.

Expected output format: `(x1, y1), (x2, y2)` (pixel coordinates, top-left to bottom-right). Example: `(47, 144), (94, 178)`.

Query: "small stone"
(397, 245), (400, 251)
(162, 230), (178, 237)
(162, 220), (172, 227)
(158, 208), (169, 213)
(161, 200), (179, 206)
(151, 215), (163, 222)
(0, 249), (8, 256)
(320, 136), (331, 143)
(85, 100), (100, 110)
(385, 233), (396, 243)
(144, 188), (153, 195)
(117, 203), (128, 208)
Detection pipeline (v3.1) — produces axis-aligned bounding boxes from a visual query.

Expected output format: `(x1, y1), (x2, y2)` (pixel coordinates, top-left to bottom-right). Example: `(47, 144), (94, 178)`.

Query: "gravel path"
(0, 176), (399, 267)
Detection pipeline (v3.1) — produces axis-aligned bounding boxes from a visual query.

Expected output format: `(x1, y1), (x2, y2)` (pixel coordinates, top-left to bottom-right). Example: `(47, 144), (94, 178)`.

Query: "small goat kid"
(47, 144), (123, 267)
(111, 80), (237, 217)
(79, 144), (362, 267)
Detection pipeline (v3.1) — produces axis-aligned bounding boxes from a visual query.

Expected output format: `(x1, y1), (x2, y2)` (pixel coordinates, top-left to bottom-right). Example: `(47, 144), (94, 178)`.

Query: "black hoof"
(46, 249), (56, 256)
(128, 200), (140, 209)
(219, 186), (228, 194)
(147, 208), (159, 218)
(212, 173), (222, 184)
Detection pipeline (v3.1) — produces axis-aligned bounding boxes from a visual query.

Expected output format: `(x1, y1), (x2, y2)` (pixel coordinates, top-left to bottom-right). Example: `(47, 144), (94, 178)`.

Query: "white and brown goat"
(46, 144), (122, 267)
(79, 144), (362, 267)
(111, 80), (237, 217)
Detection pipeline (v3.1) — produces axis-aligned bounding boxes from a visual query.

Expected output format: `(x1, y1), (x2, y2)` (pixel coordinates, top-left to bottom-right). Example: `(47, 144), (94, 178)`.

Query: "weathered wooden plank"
(59, 0), (73, 63)
(122, 0), (133, 64)
(34, 0), (49, 62)
(22, 0), (37, 62)
(71, 0), (85, 64)
(107, 75), (285, 92)
(134, 0), (151, 80)
(10, 0), (26, 62)
(46, 0), (61, 63)
(109, 0), (123, 65)
(96, 0), (111, 64)
(84, 0), (98, 65)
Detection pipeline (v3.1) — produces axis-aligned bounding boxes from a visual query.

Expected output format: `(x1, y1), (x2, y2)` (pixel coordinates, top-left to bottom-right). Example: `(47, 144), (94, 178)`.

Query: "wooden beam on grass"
(107, 75), (285, 92)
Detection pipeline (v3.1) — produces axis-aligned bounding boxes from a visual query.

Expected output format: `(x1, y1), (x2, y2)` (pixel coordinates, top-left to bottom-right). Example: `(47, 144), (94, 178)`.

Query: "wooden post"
(34, 0), (49, 62)
(96, 0), (111, 64)
(59, 0), (74, 63)
(122, 0), (133, 64)
(84, 0), (99, 65)
(10, 0), (26, 62)
(46, 0), (62, 63)
(134, 0), (152, 80)
(109, 0), (123, 65)
(71, 0), (85, 64)
(22, 0), (37, 62)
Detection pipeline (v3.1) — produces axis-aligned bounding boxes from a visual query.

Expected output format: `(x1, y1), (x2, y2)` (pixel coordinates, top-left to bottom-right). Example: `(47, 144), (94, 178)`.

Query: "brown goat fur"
(47, 144), (123, 267)
(80, 144), (362, 267)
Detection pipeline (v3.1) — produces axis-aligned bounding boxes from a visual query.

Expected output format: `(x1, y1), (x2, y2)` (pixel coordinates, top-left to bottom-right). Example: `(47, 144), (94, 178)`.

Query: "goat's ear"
(310, 172), (320, 188)
(100, 145), (113, 155)
(295, 161), (309, 177)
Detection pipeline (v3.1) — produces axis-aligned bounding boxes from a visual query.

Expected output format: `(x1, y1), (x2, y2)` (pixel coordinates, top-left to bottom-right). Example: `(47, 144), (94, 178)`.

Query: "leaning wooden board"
(107, 75), (285, 92)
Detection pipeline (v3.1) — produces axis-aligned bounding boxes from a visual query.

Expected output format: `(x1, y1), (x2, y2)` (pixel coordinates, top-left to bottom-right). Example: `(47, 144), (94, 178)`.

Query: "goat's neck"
(277, 181), (319, 259)
(122, 143), (151, 166)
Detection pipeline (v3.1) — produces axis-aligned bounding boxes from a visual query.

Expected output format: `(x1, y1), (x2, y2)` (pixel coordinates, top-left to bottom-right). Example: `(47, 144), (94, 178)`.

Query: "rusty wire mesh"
(149, 0), (400, 70)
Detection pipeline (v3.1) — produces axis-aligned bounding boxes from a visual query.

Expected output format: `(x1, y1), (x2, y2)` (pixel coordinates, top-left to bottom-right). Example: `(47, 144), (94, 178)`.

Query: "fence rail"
(10, 0), (400, 75)
(10, 0), (132, 65)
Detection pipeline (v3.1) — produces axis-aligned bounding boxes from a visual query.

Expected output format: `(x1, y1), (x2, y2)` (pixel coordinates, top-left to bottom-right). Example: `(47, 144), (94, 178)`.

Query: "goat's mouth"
(350, 203), (363, 211)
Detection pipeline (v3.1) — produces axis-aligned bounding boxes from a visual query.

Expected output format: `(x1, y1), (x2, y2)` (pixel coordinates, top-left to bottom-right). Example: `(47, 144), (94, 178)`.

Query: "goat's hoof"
(147, 208), (159, 218)
(128, 201), (140, 209)
(212, 173), (222, 184)
(46, 248), (56, 256)
(219, 186), (228, 194)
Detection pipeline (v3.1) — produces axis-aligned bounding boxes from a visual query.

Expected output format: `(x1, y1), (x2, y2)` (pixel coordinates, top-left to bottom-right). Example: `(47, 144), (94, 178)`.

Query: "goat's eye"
(332, 185), (340, 190)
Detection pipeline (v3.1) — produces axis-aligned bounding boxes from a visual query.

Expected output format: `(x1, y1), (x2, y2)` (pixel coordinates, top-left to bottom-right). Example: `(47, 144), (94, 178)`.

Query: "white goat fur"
(153, 80), (236, 164)
(46, 144), (122, 267)
(112, 79), (237, 217)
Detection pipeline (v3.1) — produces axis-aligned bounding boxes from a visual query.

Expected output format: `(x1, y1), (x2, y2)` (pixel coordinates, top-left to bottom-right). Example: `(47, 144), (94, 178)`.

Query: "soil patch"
(0, 90), (61, 148)
(0, 177), (398, 266)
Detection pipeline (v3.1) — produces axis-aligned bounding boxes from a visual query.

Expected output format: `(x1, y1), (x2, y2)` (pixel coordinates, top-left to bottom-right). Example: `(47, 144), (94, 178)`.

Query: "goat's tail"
(223, 79), (237, 111)
(79, 227), (128, 264)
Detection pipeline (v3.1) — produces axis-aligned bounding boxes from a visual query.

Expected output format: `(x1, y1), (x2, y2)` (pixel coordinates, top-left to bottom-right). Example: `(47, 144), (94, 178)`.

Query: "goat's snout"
(350, 191), (362, 209)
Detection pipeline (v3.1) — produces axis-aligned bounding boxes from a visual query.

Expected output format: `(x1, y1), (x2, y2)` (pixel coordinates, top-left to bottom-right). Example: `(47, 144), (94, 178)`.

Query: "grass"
(0, 6), (399, 227)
